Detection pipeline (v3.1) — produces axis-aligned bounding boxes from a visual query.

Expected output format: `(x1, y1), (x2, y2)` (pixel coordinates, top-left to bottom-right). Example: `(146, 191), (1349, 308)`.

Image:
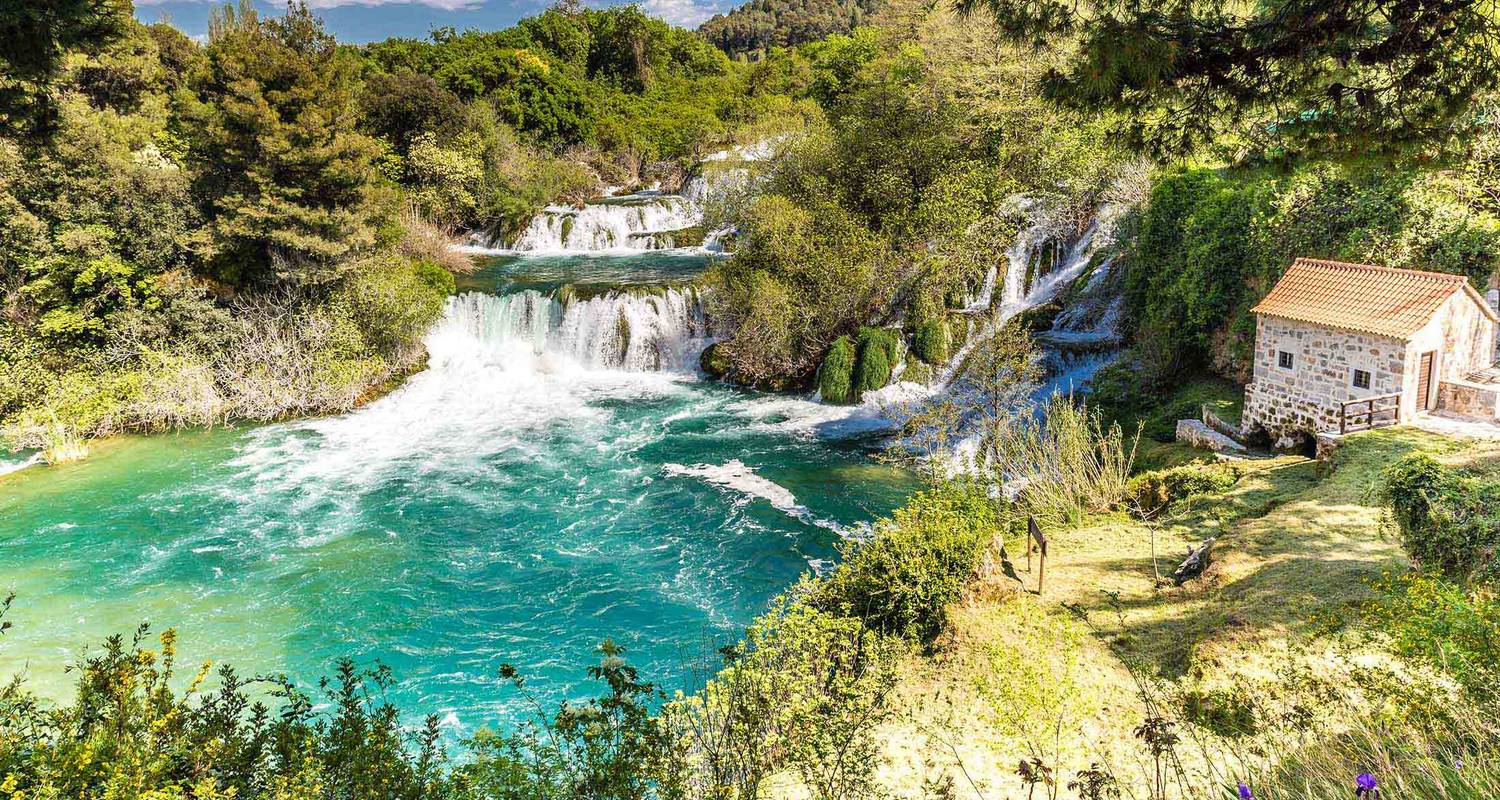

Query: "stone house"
(1242, 258), (1498, 445)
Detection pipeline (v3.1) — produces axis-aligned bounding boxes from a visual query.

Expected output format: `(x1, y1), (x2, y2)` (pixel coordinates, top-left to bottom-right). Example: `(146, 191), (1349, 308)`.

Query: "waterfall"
(509, 194), (704, 253)
(438, 288), (710, 373)
(942, 201), (1121, 385)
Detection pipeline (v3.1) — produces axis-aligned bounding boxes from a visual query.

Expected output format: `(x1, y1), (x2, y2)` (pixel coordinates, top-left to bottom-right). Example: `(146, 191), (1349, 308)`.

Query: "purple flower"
(1355, 773), (1377, 797)
(1238, 780), (1253, 799)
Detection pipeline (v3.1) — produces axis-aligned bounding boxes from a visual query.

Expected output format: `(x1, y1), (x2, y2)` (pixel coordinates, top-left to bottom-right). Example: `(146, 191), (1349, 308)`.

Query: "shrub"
(661, 599), (899, 800)
(989, 397), (1138, 525)
(1379, 453), (1500, 579)
(815, 485), (1001, 644)
(1369, 573), (1500, 702)
(852, 327), (898, 398)
(1127, 461), (1241, 517)
(817, 336), (856, 403)
(910, 318), (948, 364)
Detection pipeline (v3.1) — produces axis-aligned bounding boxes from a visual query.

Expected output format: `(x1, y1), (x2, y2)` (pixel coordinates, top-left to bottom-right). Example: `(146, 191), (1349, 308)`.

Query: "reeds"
(988, 395), (1139, 525)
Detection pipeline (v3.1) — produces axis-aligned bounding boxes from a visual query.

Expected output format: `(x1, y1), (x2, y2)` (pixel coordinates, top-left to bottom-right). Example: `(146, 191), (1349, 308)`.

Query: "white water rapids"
(445, 288), (710, 372)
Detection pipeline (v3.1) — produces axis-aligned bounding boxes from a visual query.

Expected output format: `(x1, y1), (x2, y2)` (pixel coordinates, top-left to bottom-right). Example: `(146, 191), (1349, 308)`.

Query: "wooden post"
(1028, 516), (1048, 595)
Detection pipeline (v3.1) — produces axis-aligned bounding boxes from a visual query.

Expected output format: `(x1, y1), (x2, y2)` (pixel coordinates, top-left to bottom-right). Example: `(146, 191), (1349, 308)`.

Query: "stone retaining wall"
(1438, 381), (1500, 418)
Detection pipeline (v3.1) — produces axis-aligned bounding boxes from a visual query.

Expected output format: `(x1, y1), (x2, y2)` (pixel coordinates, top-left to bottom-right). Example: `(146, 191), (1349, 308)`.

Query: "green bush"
(852, 327), (898, 398)
(910, 318), (948, 364)
(817, 336), (857, 403)
(815, 485), (1001, 644)
(1127, 461), (1241, 517)
(1371, 573), (1500, 702)
(1379, 454), (1500, 579)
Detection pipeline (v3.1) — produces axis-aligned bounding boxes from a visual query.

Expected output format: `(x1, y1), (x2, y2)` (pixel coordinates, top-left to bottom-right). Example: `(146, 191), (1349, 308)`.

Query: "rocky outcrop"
(1175, 419), (1248, 455)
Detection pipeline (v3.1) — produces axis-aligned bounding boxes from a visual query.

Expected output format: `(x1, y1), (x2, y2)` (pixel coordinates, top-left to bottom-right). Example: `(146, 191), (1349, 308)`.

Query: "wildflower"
(1237, 780), (1253, 799)
(1453, 757), (1464, 771)
(1355, 773), (1378, 797)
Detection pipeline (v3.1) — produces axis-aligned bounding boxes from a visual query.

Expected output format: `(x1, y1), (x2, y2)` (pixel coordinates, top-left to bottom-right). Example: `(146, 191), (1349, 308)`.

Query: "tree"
(358, 72), (465, 154)
(959, 0), (1500, 157)
(186, 1), (384, 288)
(0, 0), (130, 138)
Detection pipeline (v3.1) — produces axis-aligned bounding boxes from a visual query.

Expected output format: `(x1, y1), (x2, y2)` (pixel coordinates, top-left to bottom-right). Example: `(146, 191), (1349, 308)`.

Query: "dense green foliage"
(698, 0), (882, 59)
(1370, 573), (1500, 703)
(189, 4), (385, 287)
(1119, 163), (1500, 383)
(816, 334), (856, 402)
(1380, 453), (1500, 581)
(815, 485), (1001, 643)
(356, 5), (808, 238)
(961, 0), (1500, 158)
(0, 0), (130, 138)
(704, 14), (1125, 388)
(1127, 461), (1241, 517)
(0, 4), (469, 459)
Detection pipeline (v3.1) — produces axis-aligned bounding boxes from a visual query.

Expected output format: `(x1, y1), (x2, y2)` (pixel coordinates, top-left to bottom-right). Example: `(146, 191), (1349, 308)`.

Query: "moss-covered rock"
(901, 353), (932, 385)
(911, 318), (949, 364)
(853, 333), (893, 399)
(818, 336), (857, 403)
(699, 341), (732, 378)
(1010, 301), (1062, 333)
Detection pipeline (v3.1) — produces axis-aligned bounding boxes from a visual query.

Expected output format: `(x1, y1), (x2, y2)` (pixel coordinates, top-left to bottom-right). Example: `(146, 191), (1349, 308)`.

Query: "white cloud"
(639, 0), (725, 28)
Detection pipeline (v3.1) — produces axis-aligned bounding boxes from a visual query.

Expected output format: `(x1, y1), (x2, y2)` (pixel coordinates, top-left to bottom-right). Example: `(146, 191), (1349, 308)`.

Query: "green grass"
(878, 424), (1500, 797)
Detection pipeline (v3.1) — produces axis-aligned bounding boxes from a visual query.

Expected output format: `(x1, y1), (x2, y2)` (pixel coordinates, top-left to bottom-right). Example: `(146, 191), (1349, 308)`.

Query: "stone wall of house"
(1405, 291), (1497, 418)
(1438, 381), (1500, 418)
(1242, 316), (1405, 443)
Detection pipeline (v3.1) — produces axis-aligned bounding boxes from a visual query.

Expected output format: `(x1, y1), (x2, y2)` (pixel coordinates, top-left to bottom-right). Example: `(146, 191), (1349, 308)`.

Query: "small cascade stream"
(943, 201), (1124, 387)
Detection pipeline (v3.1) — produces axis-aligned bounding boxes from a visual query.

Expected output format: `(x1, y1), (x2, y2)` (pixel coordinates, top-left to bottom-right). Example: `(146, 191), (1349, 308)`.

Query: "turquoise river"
(0, 251), (914, 734)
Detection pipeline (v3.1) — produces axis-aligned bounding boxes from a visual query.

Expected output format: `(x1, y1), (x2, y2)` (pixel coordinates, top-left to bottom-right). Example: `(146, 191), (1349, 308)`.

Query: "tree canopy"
(958, 0), (1500, 158)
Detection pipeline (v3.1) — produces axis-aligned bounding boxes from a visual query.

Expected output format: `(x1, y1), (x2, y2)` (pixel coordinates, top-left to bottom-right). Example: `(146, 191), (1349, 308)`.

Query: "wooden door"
(1417, 351), (1435, 411)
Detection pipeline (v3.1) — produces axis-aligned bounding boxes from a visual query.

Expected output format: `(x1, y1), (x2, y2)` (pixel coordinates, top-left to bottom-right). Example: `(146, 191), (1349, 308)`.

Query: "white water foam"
(0, 452), (42, 477)
(510, 194), (703, 253)
(218, 290), (714, 533)
(662, 459), (844, 534)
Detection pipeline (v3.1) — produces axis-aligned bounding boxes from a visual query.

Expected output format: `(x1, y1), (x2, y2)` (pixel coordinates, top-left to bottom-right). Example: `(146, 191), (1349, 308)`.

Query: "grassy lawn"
(876, 424), (1500, 798)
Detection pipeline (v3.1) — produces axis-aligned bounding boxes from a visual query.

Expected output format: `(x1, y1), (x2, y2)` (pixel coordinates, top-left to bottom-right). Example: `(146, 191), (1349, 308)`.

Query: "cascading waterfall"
(942, 200), (1119, 386)
(501, 142), (771, 255)
(441, 288), (710, 373)
(509, 195), (704, 253)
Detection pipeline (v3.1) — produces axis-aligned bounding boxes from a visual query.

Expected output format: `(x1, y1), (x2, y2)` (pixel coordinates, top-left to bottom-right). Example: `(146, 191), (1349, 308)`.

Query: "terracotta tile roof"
(1251, 258), (1497, 339)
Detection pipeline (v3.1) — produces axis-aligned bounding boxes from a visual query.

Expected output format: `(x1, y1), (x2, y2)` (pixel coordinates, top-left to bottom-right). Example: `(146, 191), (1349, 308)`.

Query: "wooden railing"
(1339, 392), (1401, 434)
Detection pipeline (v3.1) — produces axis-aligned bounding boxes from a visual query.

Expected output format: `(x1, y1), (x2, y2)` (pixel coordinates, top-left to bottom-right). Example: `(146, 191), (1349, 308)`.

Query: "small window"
(1352, 369), (1371, 390)
(1277, 350), (1294, 370)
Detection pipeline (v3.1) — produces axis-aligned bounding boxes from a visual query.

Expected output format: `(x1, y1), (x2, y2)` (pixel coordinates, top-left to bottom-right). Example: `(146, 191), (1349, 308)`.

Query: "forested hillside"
(0, 0), (799, 462)
(698, 0), (882, 58)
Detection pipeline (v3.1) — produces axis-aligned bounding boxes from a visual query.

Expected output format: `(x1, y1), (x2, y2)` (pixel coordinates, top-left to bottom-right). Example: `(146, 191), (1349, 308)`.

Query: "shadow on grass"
(1082, 429), (1454, 678)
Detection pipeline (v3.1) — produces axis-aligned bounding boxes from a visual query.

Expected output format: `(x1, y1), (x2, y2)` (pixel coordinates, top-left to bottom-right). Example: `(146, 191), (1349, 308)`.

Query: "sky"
(132, 0), (731, 44)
